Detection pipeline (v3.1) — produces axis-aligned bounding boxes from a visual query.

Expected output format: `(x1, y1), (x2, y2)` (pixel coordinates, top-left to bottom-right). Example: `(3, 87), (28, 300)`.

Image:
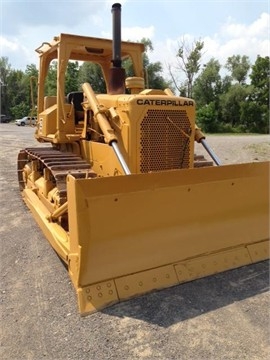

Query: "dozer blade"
(66, 161), (269, 315)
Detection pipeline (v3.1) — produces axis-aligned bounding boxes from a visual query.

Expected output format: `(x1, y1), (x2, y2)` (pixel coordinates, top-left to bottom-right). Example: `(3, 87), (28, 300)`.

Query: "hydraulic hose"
(195, 125), (221, 166)
(111, 141), (131, 175)
(200, 139), (221, 166)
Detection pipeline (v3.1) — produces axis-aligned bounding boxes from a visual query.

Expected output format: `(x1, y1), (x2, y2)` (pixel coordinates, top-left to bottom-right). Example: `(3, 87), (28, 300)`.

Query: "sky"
(0, 0), (269, 80)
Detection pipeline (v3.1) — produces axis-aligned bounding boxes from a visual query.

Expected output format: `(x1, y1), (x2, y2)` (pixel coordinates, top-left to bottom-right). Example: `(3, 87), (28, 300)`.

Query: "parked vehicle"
(15, 116), (37, 126)
(0, 114), (12, 123)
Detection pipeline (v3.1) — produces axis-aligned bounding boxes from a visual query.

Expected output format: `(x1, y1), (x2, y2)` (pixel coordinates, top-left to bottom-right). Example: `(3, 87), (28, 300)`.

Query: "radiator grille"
(140, 109), (191, 173)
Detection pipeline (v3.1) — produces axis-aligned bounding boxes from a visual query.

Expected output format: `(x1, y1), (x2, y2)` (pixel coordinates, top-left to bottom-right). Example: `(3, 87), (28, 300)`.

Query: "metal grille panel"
(140, 109), (191, 173)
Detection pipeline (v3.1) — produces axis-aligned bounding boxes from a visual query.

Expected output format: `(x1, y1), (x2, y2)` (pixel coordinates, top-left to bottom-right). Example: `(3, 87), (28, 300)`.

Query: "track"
(17, 146), (96, 205)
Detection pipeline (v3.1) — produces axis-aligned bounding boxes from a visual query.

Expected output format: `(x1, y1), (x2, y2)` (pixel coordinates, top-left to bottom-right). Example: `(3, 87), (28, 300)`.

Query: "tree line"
(0, 38), (269, 133)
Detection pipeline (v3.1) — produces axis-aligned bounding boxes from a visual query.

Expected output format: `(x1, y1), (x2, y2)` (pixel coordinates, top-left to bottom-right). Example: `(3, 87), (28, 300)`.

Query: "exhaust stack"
(108, 3), (126, 94)
(111, 3), (122, 68)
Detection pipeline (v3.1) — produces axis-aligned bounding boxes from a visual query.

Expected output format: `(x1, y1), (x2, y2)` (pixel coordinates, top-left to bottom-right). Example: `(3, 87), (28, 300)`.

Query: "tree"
(44, 60), (80, 96)
(249, 55), (269, 107)
(240, 100), (267, 133)
(123, 38), (171, 90)
(193, 59), (223, 132)
(78, 62), (106, 93)
(169, 39), (204, 97)
(3, 64), (32, 119)
(45, 61), (57, 96)
(23, 64), (39, 116)
(219, 84), (250, 127)
(0, 57), (11, 115)
(196, 102), (220, 133)
(65, 61), (80, 94)
(193, 58), (222, 107)
(241, 55), (270, 133)
(142, 38), (171, 89)
(225, 55), (250, 84)
(145, 61), (171, 90)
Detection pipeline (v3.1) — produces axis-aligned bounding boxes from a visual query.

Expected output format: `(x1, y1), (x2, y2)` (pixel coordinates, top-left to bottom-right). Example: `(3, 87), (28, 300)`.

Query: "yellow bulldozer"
(17, 3), (269, 315)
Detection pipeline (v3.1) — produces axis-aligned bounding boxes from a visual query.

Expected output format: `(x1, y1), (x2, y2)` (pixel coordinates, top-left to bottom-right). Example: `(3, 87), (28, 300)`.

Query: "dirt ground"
(0, 124), (269, 360)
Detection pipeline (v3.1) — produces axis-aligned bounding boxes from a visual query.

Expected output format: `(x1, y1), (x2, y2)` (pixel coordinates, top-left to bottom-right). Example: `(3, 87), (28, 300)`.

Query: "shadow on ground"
(102, 260), (269, 327)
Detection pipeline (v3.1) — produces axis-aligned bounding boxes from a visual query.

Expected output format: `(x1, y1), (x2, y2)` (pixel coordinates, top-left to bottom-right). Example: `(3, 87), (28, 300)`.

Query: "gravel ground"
(1, 123), (269, 360)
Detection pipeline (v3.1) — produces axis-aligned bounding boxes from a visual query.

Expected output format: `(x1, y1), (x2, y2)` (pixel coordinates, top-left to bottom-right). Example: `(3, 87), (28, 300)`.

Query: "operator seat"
(67, 92), (84, 124)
